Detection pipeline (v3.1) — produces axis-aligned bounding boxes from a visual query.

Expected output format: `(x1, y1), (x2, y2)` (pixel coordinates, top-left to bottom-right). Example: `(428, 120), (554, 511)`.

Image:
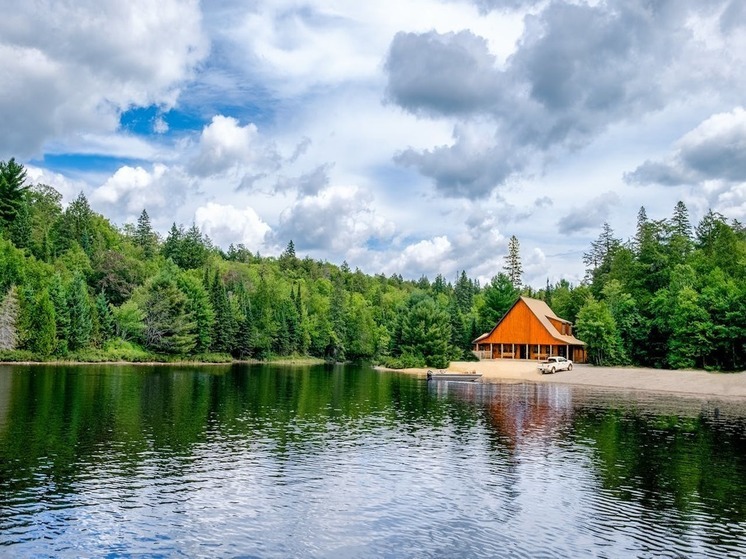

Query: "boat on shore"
(426, 370), (482, 382)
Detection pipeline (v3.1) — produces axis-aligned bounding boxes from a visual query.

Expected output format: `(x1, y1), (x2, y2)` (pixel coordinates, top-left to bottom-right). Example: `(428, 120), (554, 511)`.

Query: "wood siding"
(480, 299), (561, 346)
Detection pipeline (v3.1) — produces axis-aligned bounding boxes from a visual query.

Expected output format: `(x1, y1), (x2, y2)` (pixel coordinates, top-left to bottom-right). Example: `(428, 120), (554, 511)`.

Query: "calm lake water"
(1, 364), (745, 558)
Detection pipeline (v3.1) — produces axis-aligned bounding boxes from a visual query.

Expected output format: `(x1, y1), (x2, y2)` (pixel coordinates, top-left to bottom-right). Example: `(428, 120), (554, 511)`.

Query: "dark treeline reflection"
(0, 364), (470, 497)
(439, 381), (746, 525)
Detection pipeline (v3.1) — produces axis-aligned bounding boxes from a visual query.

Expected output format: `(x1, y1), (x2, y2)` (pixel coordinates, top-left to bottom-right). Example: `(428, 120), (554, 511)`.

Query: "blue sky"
(2, 0), (745, 287)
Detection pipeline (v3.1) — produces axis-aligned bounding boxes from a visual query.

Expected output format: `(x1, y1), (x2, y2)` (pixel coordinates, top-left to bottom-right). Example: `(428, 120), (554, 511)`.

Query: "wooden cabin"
(473, 296), (587, 363)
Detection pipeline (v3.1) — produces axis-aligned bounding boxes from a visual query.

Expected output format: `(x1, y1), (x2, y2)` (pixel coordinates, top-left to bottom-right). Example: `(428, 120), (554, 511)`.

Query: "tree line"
(0, 158), (744, 370)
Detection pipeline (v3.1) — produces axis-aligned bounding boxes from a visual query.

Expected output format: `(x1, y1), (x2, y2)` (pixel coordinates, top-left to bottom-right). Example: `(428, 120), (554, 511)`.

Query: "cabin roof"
(473, 296), (586, 346)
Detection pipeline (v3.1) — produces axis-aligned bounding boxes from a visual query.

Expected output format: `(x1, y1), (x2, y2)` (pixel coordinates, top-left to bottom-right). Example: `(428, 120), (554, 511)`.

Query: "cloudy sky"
(2, 0), (745, 287)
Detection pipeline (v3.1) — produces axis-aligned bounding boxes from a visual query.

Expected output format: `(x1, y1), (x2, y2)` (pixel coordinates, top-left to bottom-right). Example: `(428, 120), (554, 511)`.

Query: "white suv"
(538, 356), (573, 374)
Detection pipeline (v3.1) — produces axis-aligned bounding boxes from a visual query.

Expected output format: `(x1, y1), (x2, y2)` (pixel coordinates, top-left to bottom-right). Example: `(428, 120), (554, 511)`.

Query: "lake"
(1, 364), (745, 558)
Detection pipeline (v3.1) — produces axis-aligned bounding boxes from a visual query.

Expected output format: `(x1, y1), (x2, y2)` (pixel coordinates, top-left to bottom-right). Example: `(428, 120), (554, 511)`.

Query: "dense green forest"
(0, 159), (744, 370)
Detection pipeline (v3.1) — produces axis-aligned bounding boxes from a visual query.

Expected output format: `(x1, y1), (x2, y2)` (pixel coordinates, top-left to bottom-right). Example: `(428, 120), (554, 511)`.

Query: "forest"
(0, 158), (744, 370)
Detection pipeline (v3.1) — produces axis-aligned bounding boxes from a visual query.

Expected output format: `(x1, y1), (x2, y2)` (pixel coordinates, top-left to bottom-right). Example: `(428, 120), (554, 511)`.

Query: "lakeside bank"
(388, 360), (746, 400)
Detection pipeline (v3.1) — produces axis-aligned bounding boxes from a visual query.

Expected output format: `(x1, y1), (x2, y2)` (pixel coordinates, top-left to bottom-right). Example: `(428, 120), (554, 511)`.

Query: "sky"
(1, 0), (745, 288)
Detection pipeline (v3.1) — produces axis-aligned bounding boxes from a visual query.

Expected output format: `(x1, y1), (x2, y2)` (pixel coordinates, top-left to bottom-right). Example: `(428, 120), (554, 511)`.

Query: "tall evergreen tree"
(135, 209), (158, 258)
(178, 274), (214, 353)
(670, 201), (692, 239)
(162, 223), (183, 262)
(0, 158), (29, 235)
(28, 289), (56, 356)
(503, 235), (523, 288)
(583, 223), (621, 292)
(209, 271), (236, 353)
(58, 192), (94, 255)
(67, 275), (93, 350)
(454, 270), (474, 314)
(633, 206), (648, 254)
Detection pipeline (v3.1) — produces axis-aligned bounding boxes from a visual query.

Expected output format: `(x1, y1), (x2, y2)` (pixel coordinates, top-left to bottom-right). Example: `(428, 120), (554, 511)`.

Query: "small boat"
(426, 370), (482, 382)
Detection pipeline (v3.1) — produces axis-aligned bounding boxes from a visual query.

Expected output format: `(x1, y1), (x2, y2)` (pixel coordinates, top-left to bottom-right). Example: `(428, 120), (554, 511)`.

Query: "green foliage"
(0, 159), (743, 371)
(479, 273), (518, 331)
(178, 273), (214, 353)
(398, 294), (452, 369)
(135, 209), (158, 258)
(27, 289), (56, 356)
(503, 235), (523, 288)
(0, 158), (29, 237)
(140, 274), (196, 354)
(67, 275), (93, 350)
(112, 300), (146, 342)
(575, 296), (625, 366)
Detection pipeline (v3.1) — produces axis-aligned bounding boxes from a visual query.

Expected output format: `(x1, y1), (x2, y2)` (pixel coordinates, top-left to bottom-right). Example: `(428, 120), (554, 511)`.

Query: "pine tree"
(209, 271), (236, 353)
(670, 201), (692, 239)
(283, 240), (296, 259)
(135, 209), (158, 258)
(29, 289), (56, 356)
(58, 192), (94, 255)
(503, 235), (523, 288)
(454, 270), (474, 314)
(94, 291), (115, 345)
(177, 274), (214, 353)
(633, 206), (648, 253)
(583, 223), (621, 290)
(67, 275), (93, 351)
(162, 223), (183, 262)
(0, 159), (29, 236)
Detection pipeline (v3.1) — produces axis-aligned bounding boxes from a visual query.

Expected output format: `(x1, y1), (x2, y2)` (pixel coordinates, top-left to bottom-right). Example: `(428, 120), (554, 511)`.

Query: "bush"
(379, 352), (426, 369)
(0, 349), (39, 362)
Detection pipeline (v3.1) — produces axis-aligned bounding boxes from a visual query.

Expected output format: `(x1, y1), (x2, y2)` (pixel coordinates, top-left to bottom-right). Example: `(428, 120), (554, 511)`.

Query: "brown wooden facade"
(473, 297), (587, 363)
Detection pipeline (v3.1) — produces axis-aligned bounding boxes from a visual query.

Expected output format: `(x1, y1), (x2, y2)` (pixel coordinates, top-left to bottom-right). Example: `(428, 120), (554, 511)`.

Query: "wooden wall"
(480, 299), (560, 346)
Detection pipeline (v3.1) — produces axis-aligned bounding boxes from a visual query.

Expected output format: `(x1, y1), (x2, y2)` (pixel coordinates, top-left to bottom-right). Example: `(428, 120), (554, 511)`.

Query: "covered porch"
(474, 342), (587, 363)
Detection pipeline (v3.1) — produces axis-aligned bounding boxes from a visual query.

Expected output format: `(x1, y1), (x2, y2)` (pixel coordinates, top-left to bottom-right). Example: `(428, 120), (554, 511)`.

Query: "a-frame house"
(473, 296), (587, 363)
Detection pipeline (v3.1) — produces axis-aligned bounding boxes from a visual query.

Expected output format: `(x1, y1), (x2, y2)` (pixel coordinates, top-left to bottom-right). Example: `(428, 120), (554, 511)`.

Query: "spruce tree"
(162, 223), (183, 262)
(67, 275), (93, 351)
(177, 274), (214, 353)
(95, 291), (115, 345)
(0, 158), (29, 236)
(209, 271), (236, 353)
(29, 289), (56, 356)
(135, 209), (158, 258)
(503, 235), (523, 288)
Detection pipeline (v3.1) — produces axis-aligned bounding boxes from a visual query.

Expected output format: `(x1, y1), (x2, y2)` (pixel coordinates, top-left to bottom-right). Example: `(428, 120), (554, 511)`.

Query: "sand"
(395, 360), (746, 400)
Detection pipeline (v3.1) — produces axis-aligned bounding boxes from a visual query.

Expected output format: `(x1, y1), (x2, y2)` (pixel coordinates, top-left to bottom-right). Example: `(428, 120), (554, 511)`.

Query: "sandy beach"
(396, 360), (746, 400)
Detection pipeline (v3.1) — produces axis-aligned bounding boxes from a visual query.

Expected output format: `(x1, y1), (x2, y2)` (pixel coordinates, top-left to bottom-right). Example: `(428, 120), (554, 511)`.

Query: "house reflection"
(430, 380), (575, 448)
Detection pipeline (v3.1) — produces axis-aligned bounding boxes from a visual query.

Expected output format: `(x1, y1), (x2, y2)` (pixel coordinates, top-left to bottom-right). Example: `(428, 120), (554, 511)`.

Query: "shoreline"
(0, 357), (328, 367)
(383, 360), (746, 401)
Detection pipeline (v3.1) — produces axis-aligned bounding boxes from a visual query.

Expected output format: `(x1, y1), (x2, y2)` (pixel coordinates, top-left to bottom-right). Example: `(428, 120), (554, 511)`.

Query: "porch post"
(512, 343), (515, 359)
(490, 343), (493, 360)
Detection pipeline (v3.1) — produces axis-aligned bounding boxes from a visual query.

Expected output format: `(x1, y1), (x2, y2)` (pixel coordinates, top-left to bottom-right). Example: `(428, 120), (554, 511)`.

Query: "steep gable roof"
(474, 296), (585, 345)
(520, 297), (585, 345)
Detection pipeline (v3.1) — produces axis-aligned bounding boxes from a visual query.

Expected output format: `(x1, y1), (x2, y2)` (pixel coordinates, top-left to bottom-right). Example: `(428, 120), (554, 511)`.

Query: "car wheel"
(568, 363), (573, 371)
(550, 367), (555, 374)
